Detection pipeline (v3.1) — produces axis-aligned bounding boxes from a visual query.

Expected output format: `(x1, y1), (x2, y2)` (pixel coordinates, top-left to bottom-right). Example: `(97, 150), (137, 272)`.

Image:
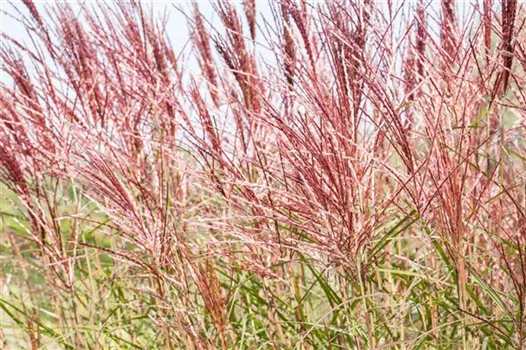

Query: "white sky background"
(0, 0), (498, 164)
(0, 0), (284, 149)
(0, 0), (487, 78)
(0, 0), (294, 78)
(0, 0), (492, 115)
(0, 1), (221, 82)
(0, 0), (309, 114)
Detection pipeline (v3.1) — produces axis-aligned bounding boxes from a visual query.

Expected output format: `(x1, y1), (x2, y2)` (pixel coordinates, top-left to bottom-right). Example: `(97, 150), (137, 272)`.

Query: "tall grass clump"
(1, 0), (526, 348)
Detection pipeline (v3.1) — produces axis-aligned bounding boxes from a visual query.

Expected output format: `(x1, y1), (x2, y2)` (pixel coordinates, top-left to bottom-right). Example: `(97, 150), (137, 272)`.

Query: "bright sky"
(0, 0), (491, 89)
(0, 0), (287, 88)
(0, 1), (211, 78)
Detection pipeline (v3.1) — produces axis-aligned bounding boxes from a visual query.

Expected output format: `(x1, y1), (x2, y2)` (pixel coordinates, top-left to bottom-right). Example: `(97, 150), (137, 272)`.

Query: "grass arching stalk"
(186, 0), (526, 346)
(1, 1), (225, 347)
(1, 0), (526, 348)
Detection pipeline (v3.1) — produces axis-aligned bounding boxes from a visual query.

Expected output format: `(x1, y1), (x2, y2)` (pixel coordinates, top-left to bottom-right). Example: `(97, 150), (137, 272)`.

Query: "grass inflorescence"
(1, 0), (526, 348)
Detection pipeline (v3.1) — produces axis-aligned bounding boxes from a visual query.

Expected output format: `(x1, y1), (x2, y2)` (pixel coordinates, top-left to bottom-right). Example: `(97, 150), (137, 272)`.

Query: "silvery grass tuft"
(1, 0), (526, 348)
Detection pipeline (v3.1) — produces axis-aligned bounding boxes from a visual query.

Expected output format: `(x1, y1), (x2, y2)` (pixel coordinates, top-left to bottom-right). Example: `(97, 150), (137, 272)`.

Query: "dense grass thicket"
(1, 0), (526, 348)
